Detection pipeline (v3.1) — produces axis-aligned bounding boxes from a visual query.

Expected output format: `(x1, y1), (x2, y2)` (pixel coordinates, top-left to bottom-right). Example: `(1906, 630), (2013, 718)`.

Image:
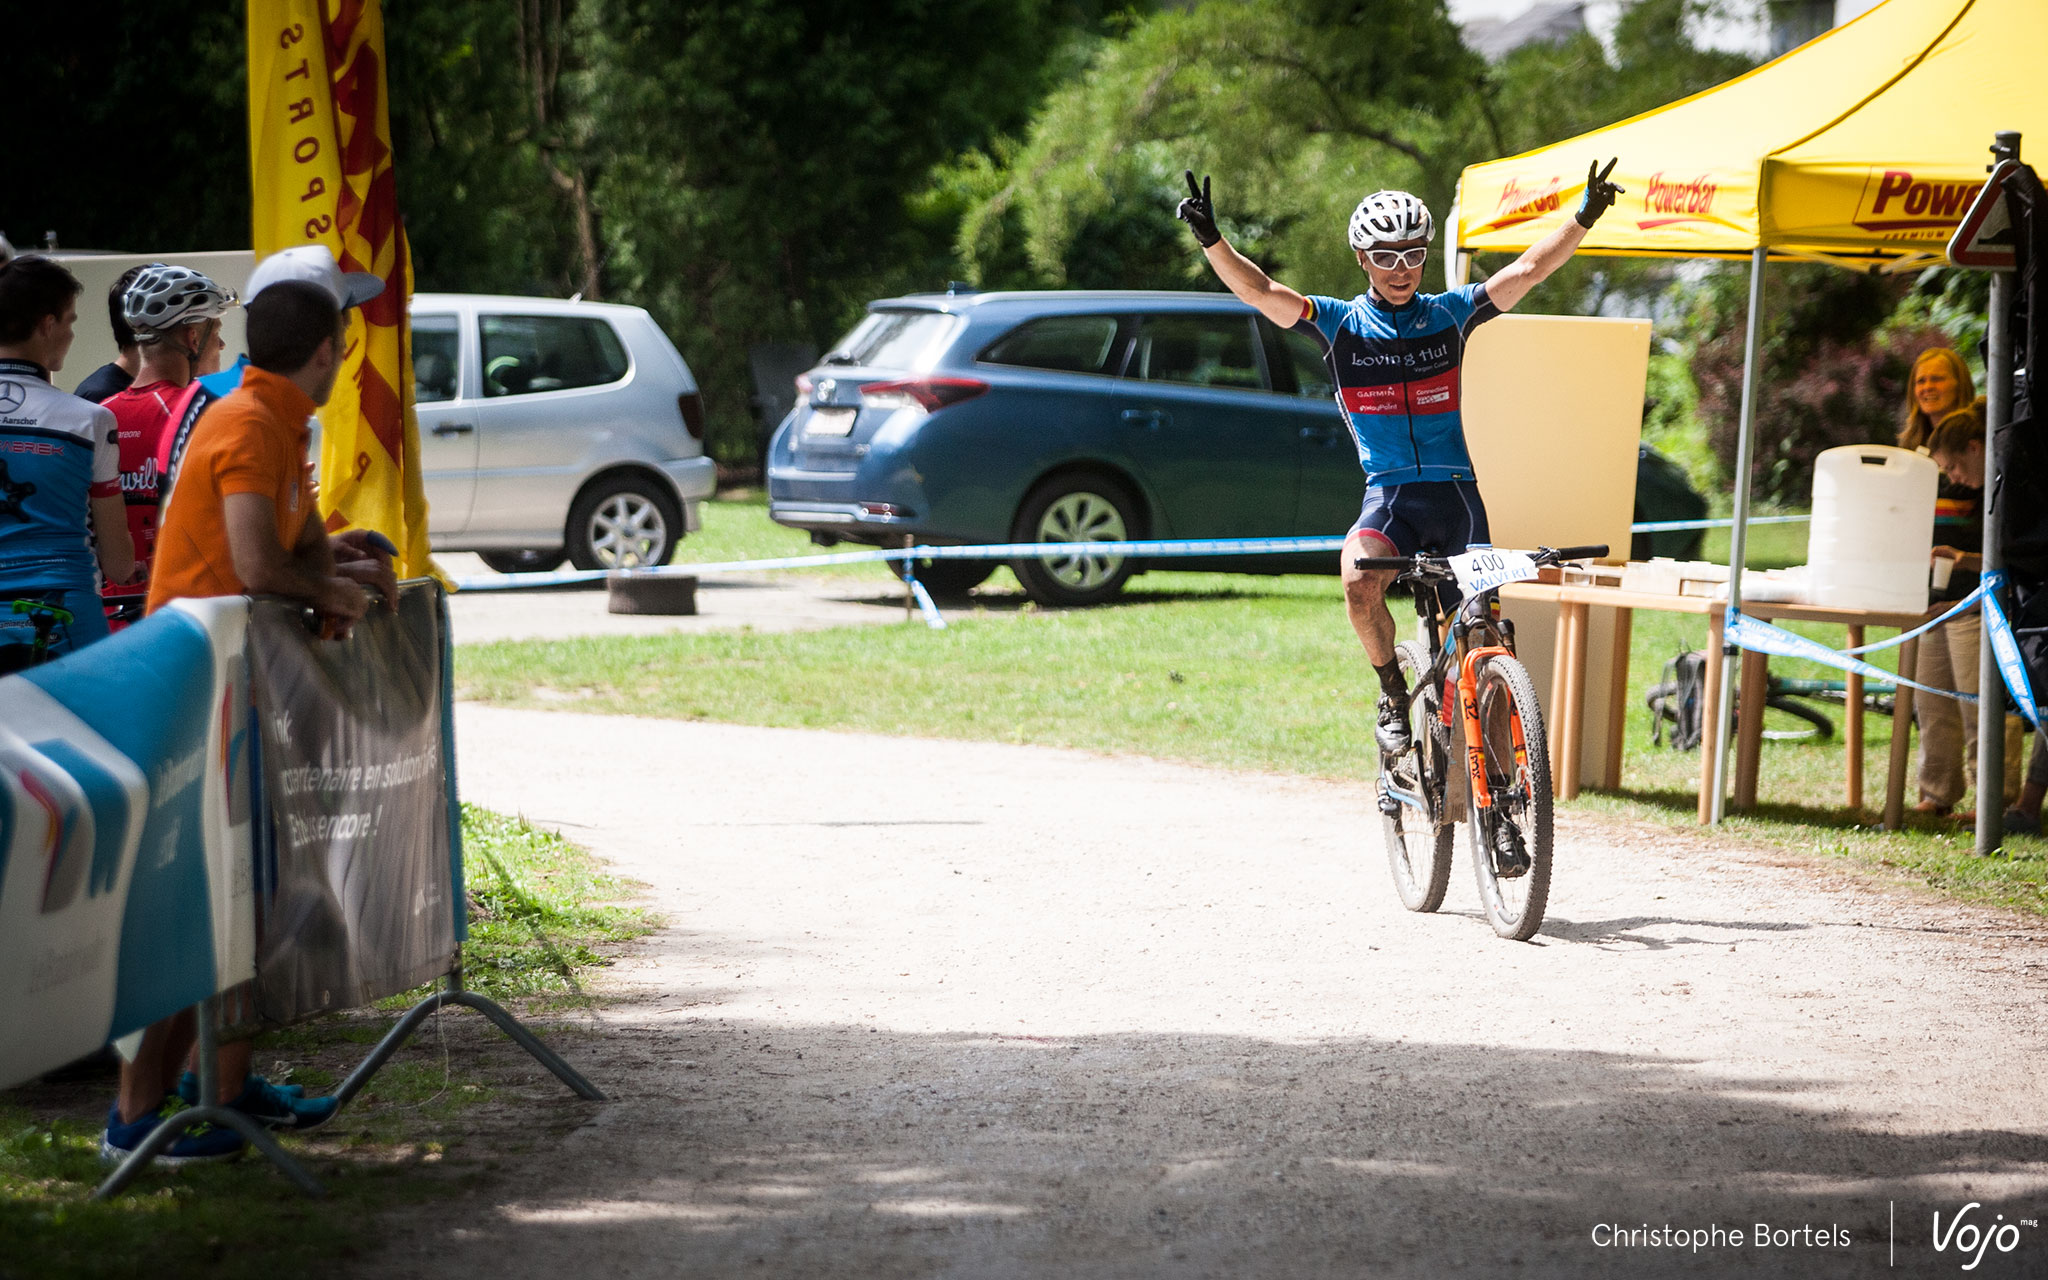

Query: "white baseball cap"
(245, 245), (384, 310)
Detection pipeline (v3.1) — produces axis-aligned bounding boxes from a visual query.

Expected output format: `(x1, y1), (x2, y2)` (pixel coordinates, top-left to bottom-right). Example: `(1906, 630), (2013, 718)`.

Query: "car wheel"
(478, 549), (567, 575)
(566, 475), (681, 571)
(1009, 474), (1140, 607)
(887, 556), (997, 598)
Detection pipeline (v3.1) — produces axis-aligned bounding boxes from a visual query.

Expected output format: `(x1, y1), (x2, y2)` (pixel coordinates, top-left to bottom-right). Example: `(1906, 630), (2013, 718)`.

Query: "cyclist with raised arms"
(1178, 161), (1622, 755)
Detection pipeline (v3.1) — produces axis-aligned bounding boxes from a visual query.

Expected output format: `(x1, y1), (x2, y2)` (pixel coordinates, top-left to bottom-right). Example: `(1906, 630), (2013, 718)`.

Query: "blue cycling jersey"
(1292, 284), (1501, 488)
(0, 358), (122, 591)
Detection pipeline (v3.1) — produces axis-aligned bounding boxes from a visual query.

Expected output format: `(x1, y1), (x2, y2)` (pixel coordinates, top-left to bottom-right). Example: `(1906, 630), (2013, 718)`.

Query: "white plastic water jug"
(1805, 444), (1938, 612)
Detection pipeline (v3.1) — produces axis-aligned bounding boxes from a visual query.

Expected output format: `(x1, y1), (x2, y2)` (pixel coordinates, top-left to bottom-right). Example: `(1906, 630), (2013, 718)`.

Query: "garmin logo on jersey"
(1341, 371), (1460, 416)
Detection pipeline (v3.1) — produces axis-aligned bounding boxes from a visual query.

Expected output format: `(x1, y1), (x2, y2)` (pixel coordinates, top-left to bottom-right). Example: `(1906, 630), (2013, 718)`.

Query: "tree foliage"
(1680, 263), (1945, 504)
(940, 0), (1754, 306)
(0, 2), (247, 252)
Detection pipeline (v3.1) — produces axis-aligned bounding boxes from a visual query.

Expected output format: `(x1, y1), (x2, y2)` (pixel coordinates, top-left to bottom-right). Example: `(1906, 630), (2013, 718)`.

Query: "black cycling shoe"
(1375, 690), (1413, 756)
(1489, 816), (1531, 879)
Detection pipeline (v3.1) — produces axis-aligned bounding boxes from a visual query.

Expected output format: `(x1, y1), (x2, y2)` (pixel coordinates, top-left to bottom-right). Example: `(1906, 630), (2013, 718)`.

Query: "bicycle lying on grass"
(1358, 543), (1608, 941)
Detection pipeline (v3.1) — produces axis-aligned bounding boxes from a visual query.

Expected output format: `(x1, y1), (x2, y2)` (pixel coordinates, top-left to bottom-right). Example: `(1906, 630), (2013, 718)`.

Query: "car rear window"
(979, 315), (1124, 375)
(826, 310), (960, 370)
(413, 314), (459, 402)
(480, 314), (629, 397)
(1132, 314), (1265, 390)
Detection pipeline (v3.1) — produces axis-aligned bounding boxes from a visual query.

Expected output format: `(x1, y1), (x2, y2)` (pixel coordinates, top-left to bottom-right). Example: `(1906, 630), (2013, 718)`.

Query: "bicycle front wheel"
(1382, 639), (1455, 913)
(1465, 654), (1554, 941)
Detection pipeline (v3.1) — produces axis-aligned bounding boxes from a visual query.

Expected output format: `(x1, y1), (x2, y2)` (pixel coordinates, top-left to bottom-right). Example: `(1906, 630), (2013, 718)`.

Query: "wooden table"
(1500, 583), (1933, 827)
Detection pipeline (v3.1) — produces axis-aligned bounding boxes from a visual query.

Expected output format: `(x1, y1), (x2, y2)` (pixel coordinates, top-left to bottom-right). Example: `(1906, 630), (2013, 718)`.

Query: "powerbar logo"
(1638, 172), (1718, 228)
(1856, 169), (1984, 234)
(1489, 176), (1564, 228)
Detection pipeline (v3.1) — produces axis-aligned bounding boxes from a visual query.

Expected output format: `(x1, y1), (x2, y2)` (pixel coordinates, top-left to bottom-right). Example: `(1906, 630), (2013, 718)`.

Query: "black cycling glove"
(1575, 157), (1624, 229)
(1177, 170), (1222, 248)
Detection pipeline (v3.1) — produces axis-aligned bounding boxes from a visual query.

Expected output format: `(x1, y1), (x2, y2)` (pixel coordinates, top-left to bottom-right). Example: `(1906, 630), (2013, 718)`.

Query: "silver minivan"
(410, 293), (716, 572)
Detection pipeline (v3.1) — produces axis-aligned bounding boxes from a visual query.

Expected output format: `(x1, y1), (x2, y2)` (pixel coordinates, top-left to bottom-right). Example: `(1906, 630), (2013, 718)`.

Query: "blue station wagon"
(767, 290), (1367, 606)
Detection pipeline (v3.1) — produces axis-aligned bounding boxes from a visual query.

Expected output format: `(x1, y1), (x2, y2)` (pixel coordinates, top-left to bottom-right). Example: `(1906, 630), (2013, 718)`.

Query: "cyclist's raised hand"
(1177, 170), (1222, 248)
(1575, 158), (1624, 228)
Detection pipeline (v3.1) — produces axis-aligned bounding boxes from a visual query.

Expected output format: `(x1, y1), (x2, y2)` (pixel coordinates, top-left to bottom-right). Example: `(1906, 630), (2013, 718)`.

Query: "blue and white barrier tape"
(1725, 610), (1977, 703)
(1837, 583), (1988, 655)
(447, 535), (1352, 594)
(1629, 514), (1810, 533)
(1727, 571), (2039, 724)
(1983, 571), (2042, 727)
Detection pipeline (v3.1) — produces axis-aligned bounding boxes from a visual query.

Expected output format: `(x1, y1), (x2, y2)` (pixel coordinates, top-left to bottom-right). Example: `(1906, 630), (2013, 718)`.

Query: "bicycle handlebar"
(1351, 544), (1611, 575)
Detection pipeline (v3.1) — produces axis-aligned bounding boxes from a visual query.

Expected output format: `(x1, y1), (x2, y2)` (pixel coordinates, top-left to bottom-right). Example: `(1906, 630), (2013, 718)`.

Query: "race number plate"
(805, 407), (857, 437)
(1448, 548), (1538, 596)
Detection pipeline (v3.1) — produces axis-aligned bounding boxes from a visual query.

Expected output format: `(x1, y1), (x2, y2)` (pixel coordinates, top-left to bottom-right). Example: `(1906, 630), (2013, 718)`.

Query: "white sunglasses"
(1363, 247), (1429, 270)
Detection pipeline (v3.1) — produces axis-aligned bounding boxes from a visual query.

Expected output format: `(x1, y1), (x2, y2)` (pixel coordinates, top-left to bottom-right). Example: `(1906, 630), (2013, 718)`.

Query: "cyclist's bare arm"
(1482, 220), (1589, 313)
(1204, 241), (1309, 328)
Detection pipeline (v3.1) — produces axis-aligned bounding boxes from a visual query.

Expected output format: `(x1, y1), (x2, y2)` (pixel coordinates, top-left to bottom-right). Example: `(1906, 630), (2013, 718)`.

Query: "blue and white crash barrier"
(0, 599), (256, 1088)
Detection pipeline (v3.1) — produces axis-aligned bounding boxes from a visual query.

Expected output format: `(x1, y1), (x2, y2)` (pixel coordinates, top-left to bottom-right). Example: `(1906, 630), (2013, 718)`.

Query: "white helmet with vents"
(123, 264), (237, 338)
(1347, 190), (1434, 249)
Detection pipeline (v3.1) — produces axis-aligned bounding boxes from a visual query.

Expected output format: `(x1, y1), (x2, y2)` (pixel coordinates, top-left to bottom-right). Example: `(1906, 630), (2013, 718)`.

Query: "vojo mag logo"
(1855, 168), (1985, 238)
(1930, 1201), (2035, 1271)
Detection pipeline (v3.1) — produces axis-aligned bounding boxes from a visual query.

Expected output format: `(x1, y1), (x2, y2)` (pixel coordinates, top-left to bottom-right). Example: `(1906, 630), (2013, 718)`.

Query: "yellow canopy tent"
(1457, 0), (2042, 269)
(1449, 0), (2044, 821)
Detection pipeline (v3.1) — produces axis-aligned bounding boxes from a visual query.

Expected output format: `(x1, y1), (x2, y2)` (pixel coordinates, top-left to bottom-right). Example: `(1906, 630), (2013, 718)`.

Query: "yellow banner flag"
(247, 0), (435, 580)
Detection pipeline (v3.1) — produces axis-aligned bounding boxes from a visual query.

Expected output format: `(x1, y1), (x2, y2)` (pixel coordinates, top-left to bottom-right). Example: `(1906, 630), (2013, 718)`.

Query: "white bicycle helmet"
(1347, 190), (1434, 249)
(124, 264), (236, 338)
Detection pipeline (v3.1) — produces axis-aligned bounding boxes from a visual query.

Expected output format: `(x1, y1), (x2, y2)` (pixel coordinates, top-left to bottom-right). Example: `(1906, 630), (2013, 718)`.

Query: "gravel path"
(362, 706), (2048, 1278)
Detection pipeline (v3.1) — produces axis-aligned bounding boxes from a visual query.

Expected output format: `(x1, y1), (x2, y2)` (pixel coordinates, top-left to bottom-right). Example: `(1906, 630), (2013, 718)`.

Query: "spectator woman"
(1904, 354), (2018, 816)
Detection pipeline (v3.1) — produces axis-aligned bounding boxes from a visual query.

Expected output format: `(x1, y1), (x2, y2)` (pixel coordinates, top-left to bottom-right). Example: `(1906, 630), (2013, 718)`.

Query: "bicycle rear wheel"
(1381, 640), (1455, 913)
(1466, 654), (1553, 940)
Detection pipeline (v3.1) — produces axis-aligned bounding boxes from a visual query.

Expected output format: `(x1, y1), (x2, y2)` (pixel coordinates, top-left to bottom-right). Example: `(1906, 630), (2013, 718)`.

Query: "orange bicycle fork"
(1446, 645), (1522, 815)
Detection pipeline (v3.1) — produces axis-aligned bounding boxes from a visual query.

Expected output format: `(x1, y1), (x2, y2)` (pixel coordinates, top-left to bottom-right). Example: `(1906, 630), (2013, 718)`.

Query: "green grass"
(0, 806), (652, 1280)
(459, 556), (2048, 917)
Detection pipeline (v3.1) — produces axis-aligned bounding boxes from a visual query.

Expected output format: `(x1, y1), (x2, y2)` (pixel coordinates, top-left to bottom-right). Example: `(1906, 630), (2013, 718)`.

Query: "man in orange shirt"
(106, 248), (397, 1165)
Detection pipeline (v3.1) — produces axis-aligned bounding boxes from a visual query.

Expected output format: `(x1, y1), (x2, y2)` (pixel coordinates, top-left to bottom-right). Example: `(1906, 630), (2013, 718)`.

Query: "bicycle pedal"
(1375, 778), (1403, 817)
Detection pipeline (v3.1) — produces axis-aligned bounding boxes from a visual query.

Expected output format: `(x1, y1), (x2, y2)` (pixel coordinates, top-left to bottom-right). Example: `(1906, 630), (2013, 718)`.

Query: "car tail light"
(677, 391), (705, 439)
(859, 377), (988, 413)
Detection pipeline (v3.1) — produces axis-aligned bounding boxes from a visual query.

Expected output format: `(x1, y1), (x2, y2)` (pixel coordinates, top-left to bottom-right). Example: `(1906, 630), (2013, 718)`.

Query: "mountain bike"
(1356, 543), (1608, 941)
(0, 592), (76, 676)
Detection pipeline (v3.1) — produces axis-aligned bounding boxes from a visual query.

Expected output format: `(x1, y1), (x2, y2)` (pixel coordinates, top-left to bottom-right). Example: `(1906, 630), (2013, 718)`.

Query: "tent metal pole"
(1976, 129), (2022, 856)
(1976, 267), (2011, 854)
(1709, 246), (1767, 823)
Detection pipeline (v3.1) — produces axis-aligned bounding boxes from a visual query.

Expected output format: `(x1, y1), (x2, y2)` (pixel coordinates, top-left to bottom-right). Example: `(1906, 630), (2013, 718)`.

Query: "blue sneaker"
(100, 1100), (246, 1166)
(224, 1075), (338, 1130)
(177, 1070), (304, 1106)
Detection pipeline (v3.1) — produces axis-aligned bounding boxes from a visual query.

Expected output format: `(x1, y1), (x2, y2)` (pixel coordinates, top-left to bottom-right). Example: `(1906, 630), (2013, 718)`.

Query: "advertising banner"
(0, 600), (255, 1089)
(245, 582), (456, 1022)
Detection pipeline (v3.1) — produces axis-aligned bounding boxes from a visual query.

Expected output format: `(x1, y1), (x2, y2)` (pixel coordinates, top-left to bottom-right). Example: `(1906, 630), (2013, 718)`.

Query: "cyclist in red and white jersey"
(98, 264), (234, 628)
